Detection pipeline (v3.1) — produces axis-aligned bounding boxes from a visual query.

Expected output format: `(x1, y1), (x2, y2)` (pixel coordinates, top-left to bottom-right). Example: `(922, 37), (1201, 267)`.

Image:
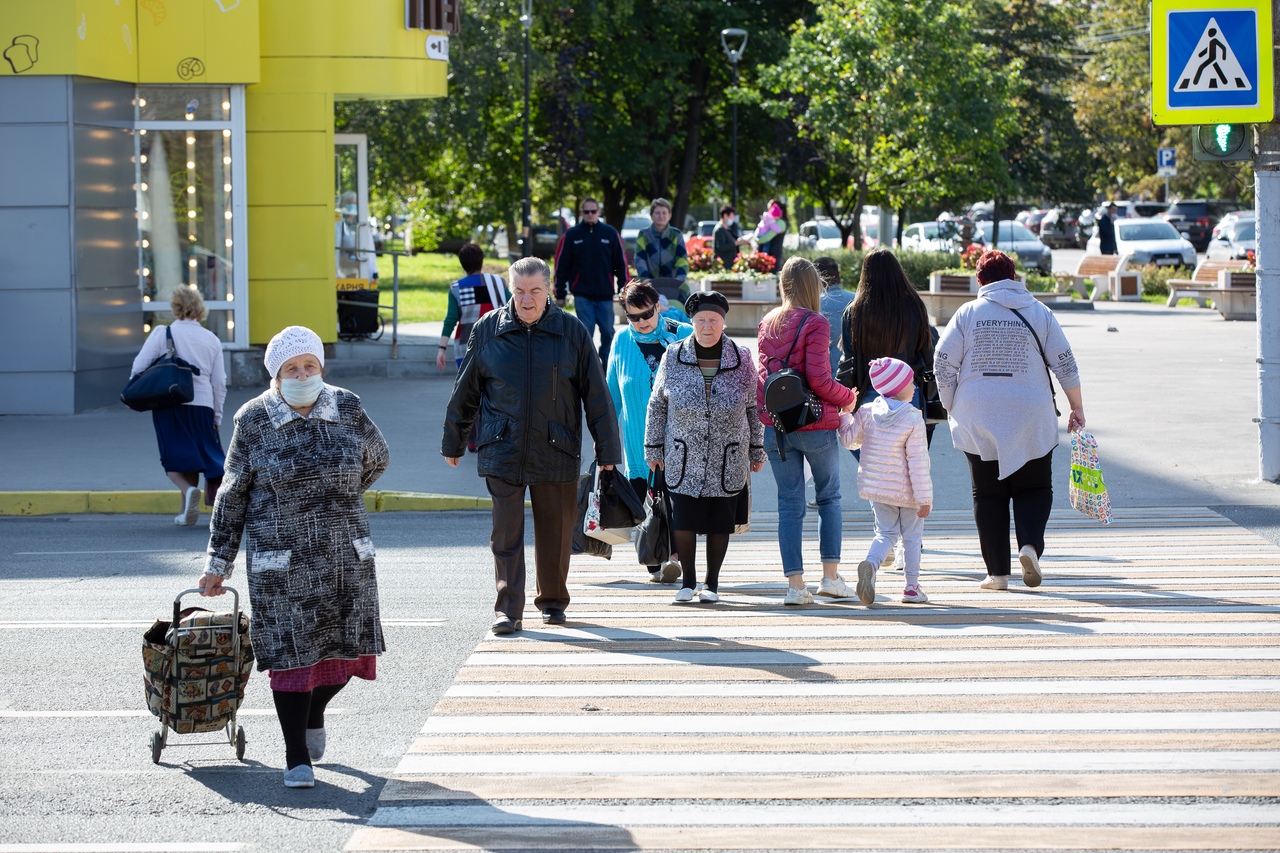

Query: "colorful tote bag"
(1069, 429), (1112, 524)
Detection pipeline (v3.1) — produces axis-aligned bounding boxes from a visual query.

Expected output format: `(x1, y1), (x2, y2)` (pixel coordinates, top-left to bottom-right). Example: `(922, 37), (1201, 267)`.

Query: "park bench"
(1166, 258), (1255, 320)
(1056, 254), (1135, 301)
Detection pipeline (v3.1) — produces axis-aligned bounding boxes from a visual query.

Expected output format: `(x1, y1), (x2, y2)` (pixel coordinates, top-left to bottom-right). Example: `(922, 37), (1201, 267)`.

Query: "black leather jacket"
(442, 300), (621, 484)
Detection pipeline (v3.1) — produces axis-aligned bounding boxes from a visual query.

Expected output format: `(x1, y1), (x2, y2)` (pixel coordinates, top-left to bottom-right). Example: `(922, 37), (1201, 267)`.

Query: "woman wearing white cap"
(197, 325), (390, 789)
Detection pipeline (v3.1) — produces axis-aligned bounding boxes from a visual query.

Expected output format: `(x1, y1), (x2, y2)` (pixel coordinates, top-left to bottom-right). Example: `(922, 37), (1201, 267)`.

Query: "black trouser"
(965, 450), (1053, 576)
(486, 478), (577, 619)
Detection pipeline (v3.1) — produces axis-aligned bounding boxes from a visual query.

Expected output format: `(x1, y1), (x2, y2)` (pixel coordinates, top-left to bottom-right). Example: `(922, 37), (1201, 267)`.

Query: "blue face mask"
(280, 374), (323, 407)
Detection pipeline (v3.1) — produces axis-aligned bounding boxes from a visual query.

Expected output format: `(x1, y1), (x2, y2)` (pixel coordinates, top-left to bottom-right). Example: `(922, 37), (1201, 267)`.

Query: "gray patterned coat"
(205, 385), (390, 672)
(644, 335), (766, 498)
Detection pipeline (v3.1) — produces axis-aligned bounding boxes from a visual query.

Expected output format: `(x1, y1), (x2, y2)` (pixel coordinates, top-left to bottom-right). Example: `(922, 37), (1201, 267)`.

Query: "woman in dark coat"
(645, 291), (766, 603)
(198, 325), (389, 789)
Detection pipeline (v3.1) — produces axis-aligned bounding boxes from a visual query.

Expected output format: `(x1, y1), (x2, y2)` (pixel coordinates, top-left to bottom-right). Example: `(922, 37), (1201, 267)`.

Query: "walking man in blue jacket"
(553, 198), (629, 365)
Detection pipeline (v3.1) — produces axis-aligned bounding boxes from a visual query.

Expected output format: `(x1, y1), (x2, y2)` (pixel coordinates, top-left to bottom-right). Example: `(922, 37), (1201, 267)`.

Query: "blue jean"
(868, 501), (925, 585)
(574, 296), (616, 365)
(763, 426), (843, 575)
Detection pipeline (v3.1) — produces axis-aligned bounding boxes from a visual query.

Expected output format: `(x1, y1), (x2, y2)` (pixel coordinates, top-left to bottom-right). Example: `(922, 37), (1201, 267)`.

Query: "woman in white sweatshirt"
(933, 251), (1086, 590)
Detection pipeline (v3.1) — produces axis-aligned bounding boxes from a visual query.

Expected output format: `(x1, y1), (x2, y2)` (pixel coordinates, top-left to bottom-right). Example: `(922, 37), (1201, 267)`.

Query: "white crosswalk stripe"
(347, 508), (1280, 851)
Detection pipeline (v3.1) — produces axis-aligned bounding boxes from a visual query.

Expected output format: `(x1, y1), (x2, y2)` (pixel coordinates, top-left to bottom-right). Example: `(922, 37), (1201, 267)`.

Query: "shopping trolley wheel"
(150, 731), (163, 764)
(235, 726), (246, 760)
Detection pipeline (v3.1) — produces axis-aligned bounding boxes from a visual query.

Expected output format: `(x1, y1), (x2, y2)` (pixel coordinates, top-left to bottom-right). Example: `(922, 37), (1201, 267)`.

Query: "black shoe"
(541, 608), (566, 625)
(491, 615), (522, 635)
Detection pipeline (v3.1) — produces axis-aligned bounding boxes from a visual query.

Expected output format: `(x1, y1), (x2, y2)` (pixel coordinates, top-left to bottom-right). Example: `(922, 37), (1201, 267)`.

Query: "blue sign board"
(1168, 10), (1259, 108)
(1157, 148), (1177, 169)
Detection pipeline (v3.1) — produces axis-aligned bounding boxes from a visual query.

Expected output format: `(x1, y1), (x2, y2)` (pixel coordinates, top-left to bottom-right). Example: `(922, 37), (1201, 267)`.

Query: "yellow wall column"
(245, 90), (336, 345)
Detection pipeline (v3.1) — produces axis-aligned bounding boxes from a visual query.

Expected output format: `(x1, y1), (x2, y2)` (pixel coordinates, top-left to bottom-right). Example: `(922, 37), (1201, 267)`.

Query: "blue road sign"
(1157, 148), (1177, 169)
(1168, 10), (1259, 108)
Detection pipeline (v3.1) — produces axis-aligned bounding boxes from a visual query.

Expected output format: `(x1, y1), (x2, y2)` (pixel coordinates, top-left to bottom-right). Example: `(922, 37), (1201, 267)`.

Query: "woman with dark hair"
(935, 250), (1085, 591)
(754, 198), (789, 264)
(838, 248), (934, 425)
(607, 281), (691, 582)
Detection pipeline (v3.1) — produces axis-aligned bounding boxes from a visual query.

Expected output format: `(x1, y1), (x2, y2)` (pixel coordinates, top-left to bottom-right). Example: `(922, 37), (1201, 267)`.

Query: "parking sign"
(1157, 147), (1177, 176)
(1152, 0), (1273, 124)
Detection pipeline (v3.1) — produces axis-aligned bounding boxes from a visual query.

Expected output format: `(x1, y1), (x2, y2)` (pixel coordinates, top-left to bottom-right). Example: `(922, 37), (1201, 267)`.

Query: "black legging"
(672, 530), (729, 593)
(965, 450), (1053, 576)
(271, 678), (349, 769)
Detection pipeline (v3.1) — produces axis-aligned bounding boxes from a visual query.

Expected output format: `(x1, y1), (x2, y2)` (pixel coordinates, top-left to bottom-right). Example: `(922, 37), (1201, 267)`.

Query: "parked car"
(978, 220), (1053, 273)
(1085, 217), (1196, 267)
(797, 218), (845, 251)
(619, 213), (652, 262)
(1038, 206), (1083, 250)
(1161, 199), (1241, 252)
(900, 221), (949, 252)
(1205, 216), (1257, 261)
(1015, 208), (1050, 235)
(1079, 200), (1168, 246)
(1211, 209), (1254, 241)
(685, 220), (717, 242)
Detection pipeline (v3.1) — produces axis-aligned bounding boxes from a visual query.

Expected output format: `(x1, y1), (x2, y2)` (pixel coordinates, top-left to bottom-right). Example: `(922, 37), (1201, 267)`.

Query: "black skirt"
(670, 485), (749, 535)
(152, 405), (226, 476)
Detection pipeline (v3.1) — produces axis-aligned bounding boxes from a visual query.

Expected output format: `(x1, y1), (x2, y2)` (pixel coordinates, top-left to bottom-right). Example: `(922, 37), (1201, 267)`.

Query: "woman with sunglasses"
(607, 281), (691, 583)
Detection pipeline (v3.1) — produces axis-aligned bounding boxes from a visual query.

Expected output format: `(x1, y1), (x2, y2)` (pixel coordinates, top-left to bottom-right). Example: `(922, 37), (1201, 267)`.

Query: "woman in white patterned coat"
(198, 326), (389, 789)
(645, 291), (766, 604)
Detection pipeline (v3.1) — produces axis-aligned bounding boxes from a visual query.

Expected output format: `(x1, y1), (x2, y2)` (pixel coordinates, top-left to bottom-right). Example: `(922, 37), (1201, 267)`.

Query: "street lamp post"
(720, 28), (747, 210)
(521, 0), (533, 258)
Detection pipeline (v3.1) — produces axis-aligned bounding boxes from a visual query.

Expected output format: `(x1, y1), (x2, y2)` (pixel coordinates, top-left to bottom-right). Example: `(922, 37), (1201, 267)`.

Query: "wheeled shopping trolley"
(142, 587), (254, 763)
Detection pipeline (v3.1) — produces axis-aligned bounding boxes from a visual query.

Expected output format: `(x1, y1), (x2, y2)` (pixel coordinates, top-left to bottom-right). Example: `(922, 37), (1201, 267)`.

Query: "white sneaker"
(659, 561), (681, 584)
(175, 486), (201, 526)
(979, 574), (1009, 590)
(783, 586), (813, 606)
(283, 764), (315, 788)
(698, 588), (720, 603)
(1019, 545), (1043, 587)
(673, 587), (695, 603)
(306, 727), (326, 762)
(816, 575), (856, 598)
(901, 585), (929, 604)
(855, 560), (877, 605)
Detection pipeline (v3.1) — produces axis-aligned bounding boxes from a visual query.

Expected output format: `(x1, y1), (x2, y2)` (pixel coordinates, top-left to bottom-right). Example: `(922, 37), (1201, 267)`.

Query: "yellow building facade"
(0, 1), (448, 413)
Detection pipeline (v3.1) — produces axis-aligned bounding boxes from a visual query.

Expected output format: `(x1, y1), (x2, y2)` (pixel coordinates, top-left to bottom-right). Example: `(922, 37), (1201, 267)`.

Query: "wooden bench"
(1165, 259), (1248, 307)
(1057, 254), (1131, 301)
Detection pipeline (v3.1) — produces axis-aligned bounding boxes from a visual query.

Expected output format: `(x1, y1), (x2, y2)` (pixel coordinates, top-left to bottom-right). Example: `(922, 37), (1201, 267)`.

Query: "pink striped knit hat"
(869, 357), (914, 400)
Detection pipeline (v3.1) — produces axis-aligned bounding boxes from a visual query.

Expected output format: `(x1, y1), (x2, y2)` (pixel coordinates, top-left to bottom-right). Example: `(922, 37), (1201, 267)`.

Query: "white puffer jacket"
(837, 398), (933, 508)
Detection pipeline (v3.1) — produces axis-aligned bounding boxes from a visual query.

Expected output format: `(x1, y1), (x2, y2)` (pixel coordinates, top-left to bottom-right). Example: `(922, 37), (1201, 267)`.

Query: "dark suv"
(1162, 200), (1242, 252)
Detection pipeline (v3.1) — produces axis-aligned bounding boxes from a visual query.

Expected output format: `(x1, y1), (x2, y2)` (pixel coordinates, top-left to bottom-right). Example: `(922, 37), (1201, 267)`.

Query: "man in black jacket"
(1097, 203), (1118, 255)
(553, 198), (629, 366)
(443, 257), (622, 635)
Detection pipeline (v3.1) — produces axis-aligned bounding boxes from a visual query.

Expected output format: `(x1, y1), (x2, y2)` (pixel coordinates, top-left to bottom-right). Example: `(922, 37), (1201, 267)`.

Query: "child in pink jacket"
(837, 357), (933, 605)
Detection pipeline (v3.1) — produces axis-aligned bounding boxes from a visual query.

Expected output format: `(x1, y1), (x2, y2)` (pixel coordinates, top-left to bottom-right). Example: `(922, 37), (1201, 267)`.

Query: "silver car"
(978, 220), (1053, 273)
(1085, 217), (1196, 267)
(1206, 217), (1256, 261)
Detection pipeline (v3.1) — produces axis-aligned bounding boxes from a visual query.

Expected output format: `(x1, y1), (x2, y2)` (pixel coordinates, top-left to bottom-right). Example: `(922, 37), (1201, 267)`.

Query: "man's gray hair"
(509, 256), (551, 286)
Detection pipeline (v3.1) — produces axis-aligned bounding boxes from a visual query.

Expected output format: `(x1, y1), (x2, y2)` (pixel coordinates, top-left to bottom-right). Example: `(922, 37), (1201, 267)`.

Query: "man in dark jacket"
(443, 257), (622, 635)
(553, 198), (629, 366)
(1097, 203), (1118, 255)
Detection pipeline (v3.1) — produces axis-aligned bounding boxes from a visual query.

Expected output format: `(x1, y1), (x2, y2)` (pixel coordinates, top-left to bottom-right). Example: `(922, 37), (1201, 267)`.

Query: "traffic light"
(1192, 124), (1251, 161)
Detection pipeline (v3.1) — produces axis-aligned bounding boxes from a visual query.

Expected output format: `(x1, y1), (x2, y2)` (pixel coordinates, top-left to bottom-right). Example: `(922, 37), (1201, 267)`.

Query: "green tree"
(761, 0), (1017, 249)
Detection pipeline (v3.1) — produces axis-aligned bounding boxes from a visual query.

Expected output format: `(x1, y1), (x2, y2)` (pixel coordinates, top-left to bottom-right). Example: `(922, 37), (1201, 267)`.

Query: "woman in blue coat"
(606, 281), (691, 582)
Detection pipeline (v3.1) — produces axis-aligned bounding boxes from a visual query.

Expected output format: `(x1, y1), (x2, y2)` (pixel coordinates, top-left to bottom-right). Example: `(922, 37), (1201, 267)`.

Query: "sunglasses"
(582, 208), (599, 214)
(625, 305), (657, 323)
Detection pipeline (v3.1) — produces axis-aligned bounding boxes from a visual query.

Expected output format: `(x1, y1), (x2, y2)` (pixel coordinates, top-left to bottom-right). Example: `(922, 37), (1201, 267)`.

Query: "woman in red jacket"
(757, 258), (858, 605)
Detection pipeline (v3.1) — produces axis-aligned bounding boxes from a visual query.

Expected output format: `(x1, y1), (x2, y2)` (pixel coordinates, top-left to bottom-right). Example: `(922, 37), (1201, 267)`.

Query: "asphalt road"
(0, 511), (497, 851)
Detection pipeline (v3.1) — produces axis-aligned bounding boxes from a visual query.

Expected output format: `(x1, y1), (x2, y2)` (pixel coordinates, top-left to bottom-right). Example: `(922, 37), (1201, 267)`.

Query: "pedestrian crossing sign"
(1152, 0), (1273, 125)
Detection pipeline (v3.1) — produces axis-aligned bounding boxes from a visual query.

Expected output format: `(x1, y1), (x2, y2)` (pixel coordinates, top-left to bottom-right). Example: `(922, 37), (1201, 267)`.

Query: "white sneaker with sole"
(698, 588), (719, 603)
(1019, 545), (1042, 587)
(659, 561), (681, 584)
(283, 764), (315, 788)
(855, 560), (877, 605)
(175, 486), (201, 526)
(816, 575), (856, 598)
(783, 586), (813, 606)
(674, 587), (695, 603)
(979, 574), (1009, 590)
(901, 585), (929, 604)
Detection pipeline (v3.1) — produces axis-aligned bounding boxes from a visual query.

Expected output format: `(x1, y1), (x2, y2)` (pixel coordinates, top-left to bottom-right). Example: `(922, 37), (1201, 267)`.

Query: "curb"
(0, 490), (502, 517)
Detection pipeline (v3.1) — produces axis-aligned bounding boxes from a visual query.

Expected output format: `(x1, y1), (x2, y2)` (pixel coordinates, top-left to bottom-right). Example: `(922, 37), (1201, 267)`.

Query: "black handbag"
(634, 470), (671, 566)
(596, 468), (646, 530)
(121, 326), (201, 412)
(920, 325), (947, 424)
(762, 312), (823, 460)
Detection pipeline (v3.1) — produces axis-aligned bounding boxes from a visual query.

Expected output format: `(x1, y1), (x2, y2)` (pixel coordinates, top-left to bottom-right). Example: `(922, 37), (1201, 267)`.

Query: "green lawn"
(374, 253), (511, 323)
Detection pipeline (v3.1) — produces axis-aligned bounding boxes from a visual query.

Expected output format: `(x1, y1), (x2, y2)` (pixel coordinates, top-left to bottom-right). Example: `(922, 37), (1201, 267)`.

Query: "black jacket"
(442, 300), (621, 484)
(1097, 213), (1117, 255)
(837, 307), (935, 408)
(553, 221), (628, 301)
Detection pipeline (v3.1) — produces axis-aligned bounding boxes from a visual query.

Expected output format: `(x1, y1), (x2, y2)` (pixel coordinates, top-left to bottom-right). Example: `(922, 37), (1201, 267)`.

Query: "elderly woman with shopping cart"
(198, 325), (389, 789)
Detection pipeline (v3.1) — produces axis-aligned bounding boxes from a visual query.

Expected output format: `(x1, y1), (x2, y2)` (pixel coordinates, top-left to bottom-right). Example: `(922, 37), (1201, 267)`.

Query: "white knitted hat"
(264, 326), (325, 378)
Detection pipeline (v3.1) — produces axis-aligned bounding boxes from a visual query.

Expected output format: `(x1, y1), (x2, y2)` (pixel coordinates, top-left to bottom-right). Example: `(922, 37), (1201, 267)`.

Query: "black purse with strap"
(121, 326), (201, 412)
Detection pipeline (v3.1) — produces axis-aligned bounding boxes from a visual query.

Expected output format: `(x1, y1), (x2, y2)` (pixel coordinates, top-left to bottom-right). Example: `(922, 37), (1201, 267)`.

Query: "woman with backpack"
(757, 257), (858, 605)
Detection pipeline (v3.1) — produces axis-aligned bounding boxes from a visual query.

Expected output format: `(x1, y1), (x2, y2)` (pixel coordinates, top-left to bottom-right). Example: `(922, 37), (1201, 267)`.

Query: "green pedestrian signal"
(1192, 124), (1251, 161)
